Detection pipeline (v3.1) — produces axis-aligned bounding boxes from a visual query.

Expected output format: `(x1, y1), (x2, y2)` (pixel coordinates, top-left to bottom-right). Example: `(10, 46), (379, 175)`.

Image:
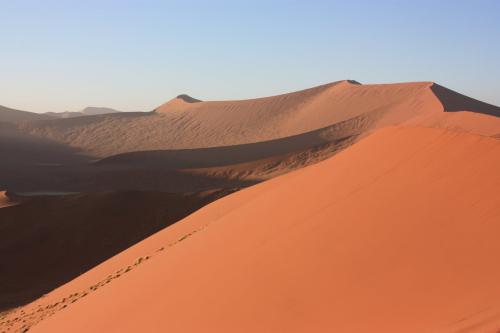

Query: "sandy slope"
(2, 81), (500, 333)
(0, 105), (54, 123)
(6, 126), (499, 333)
(95, 123), (359, 169)
(0, 189), (233, 311)
(17, 80), (500, 158)
(0, 122), (89, 167)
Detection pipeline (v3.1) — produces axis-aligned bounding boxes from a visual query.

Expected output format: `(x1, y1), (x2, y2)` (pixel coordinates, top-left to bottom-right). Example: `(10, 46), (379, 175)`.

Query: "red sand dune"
(4, 81), (499, 194)
(1, 81), (500, 332)
(6, 126), (499, 333)
(18, 81), (500, 158)
(0, 191), (18, 209)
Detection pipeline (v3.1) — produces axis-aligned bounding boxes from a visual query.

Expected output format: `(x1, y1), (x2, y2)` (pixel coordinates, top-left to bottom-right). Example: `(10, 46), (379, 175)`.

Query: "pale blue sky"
(1, 0), (499, 112)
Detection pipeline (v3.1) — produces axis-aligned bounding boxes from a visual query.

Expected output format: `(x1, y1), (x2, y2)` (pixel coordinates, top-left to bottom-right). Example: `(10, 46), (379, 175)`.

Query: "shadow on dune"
(0, 189), (235, 311)
(1, 114), (367, 193)
(0, 165), (259, 194)
(431, 83), (500, 117)
(175, 94), (202, 103)
(0, 122), (91, 166)
(96, 133), (345, 169)
(95, 117), (367, 169)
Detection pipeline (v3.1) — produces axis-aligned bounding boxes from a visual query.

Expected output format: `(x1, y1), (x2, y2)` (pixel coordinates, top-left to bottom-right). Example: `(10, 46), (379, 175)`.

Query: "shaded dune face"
(0, 122), (90, 166)
(0, 189), (233, 311)
(94, 122), (362, 169)
(5, 126), (499, 333)
(431, 83), (500, 116)
(16, 80), (500, 158)
(174, 94), (202, 103)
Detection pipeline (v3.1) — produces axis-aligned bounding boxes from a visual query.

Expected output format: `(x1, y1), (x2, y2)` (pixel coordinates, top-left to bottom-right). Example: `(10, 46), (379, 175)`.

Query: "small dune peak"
(333, 80), (362, 88)
(155, 94), (202, 114)
(176, 94), (202, 103)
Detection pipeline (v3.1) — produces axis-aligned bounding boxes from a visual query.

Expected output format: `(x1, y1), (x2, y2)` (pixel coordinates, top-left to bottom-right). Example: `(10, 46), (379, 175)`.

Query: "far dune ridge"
(4, 80), (499, 195)
(16, 80), (500, 158)
(0, 105), (55, 123)
(6, 126), (500, 333)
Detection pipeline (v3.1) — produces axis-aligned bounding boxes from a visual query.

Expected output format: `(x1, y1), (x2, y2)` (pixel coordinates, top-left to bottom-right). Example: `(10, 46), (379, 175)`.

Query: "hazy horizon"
(1, 0), (499, 113)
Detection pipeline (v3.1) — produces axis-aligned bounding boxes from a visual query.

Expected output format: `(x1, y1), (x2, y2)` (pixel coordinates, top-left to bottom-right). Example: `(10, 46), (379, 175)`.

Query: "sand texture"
(1, 126), (498, 332)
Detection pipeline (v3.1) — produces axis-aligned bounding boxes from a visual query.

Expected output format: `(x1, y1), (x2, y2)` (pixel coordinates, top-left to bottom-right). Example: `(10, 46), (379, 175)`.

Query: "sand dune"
(0, 123), (356, 193)
(17, 80), (500, 158)
(0, 191), (18, 209)
(95, 124), (358, 169)
(0, 140), (346, 194)
(3, 80), (498, 194)
(2, 82), (500, 333)
(431, 83), (500, 116)
(0, 122), (89, 167)
(5, 126), (499, 333)
(0, 189), (233, 311)
(0, 103), (367, 193)
(0, 105), (55, 123)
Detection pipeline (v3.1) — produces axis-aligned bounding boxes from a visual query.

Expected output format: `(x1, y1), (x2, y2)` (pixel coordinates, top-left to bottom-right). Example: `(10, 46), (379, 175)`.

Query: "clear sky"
(1, 0), (499, 112)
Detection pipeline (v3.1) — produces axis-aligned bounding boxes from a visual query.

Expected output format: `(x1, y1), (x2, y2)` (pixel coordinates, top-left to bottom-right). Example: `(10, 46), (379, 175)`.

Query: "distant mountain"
(0, 104), (123, 123)
(45, 107), (122, 119)
(80, 107), (122, 116)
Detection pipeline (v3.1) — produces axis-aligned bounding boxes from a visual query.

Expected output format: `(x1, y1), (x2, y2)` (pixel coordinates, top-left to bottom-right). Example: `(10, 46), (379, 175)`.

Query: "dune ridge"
(431, 83), (500, 116)
(16, 80), (500, 158)
(4, 126), (500, 333)
(0, 105), (55, 123)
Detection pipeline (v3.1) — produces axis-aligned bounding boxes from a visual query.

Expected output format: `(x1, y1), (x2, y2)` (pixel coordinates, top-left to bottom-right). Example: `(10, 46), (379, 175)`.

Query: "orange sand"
(16, 126), (500, 333)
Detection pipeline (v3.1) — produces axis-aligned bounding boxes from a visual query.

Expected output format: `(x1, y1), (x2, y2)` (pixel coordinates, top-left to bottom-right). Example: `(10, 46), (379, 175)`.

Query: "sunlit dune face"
(11, 126), (500, 333)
